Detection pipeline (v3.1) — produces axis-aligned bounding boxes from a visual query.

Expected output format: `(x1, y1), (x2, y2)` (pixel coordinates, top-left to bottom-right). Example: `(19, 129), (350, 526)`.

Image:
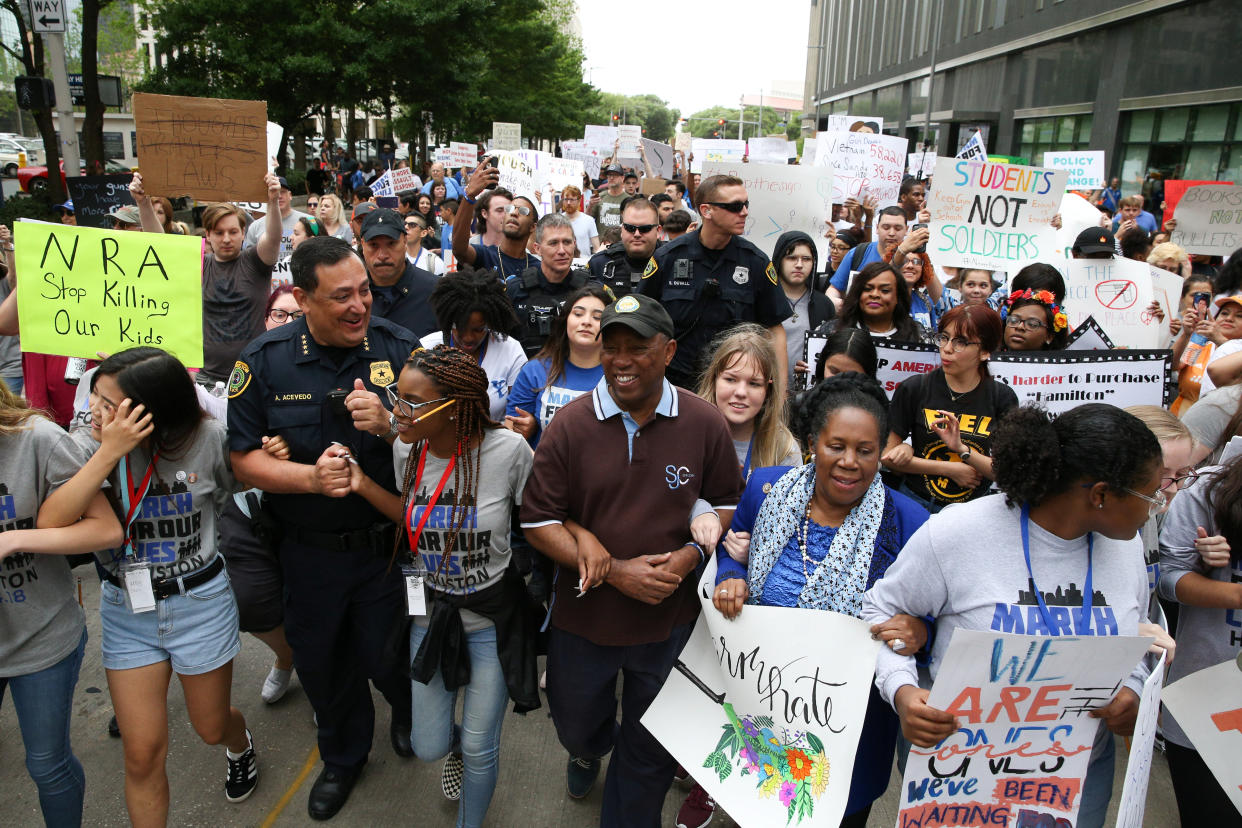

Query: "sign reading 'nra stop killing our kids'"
(14, 221), (205, 367)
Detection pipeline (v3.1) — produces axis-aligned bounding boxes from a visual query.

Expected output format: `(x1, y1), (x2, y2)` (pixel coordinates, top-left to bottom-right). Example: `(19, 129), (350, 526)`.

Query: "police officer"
(227, 236), (416, 822)
(506, 213), (590, 356)
(637, 174), (791, 390)
(587, 195), (662, 298)
(358, 208), (439, 338)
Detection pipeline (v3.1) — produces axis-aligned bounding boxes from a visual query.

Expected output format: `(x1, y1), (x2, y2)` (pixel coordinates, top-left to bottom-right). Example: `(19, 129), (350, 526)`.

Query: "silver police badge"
(732, 266), (749, 285)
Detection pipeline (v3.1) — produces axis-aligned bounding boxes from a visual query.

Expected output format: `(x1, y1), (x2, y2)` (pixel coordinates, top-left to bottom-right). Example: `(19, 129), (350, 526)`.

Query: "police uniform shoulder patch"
(227, 361), (251, 399)
(642, 257), (658, 279)
(369, 360), (395, 388)
(616, 295), (641, 313)
(765, 261), (778, 285)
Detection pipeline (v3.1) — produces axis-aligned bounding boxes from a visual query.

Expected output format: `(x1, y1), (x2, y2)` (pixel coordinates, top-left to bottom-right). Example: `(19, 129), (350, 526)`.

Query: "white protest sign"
(447, 141), (477, 168)
(391, 167), (419, 194)
(1061, 257), (1162, 349)
(369, 170), (393, 197)
(674, 131), (692, 153)
(641, 138), (674, 178)
(898, 630), (1152, 828)
(494, 151), (537, 203)
(927, 157), (1066, 270)
(266, 121), (282, 171)
(617, 124), (641, 157)
(702, 160), (833, 262)
(1115, 652), (1167, 828)
(545, 157), (585, 191)
(692, 138), (746, 173)
(566, 149), (601, 180)
(1042, 151), (1105, 190)
(491, 121), (521, 152)
(433, 146), (451, 165)
(1055, 191), (1108, 259)
(643, 558), (879, 828)
(1161, 658), (1242, 816)
(826, 114), (884, 133)
(800, 138), (817, 167)
(907, 152), (939, 179)
(1170, 184), (1242, 256)
(1065, 316), (1116, 351)
(584, 124), (618, 154)
(748, 137), (790, 164)
(812, 131), (908, 206)
(956, 130), (986, 161)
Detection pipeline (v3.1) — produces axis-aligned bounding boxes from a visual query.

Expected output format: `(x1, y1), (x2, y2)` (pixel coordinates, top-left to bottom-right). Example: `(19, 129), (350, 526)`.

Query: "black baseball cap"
(1072, 227), (1115, 255)
(277, 176), (291, 191)
(603, 163), (624, 176)
(599, 294), (675, 339)
(359, 208), (406, 241)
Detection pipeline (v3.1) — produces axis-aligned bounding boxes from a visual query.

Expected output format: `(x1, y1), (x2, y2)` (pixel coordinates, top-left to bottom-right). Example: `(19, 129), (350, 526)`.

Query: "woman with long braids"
(346, 345), (537, 828)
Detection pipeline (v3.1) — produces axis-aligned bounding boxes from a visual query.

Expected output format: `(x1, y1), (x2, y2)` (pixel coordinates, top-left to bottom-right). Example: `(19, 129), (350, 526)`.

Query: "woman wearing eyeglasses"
(863, 403), (1165, 828)
(882, 305), (1017, 513)
(1001, 288), (1069, 351)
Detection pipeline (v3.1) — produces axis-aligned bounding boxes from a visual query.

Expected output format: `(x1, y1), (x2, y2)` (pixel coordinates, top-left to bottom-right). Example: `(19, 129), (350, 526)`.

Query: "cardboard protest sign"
(1169, 184), (1242, 256)
(1164, 179), (1231, 219)
(907, 152), (939, 179)
(447, 141), (477, 168)
(15, 221), (204, 366)
(898, 630), (1152, 828)
(132, 92), (267, 202)
(433, 146), (452, 165)
(926, 157), (1066, 270)
(825, 114), (883, 133)
(1061, 257), (1164, 349)
(639, 177), (667, 196)
(491, 122), (521, 152)
(1161, 657), (1242, 817)
(812, 131), (908, 206)
(641, 138), (674, 178)
(1114, 652), (1167, 828)
(583, 124), (618, 154)
(644, 559), (879, 828)
(702, 161), (833, 262)
(66, 174), (136, 230)
(748, 137), (790, 164)
(1042, 151), (1105, 190)
(800, 138), (818, 167)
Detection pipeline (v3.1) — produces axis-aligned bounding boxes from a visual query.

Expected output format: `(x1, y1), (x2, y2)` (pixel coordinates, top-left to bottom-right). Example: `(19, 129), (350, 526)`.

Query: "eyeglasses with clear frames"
(504, 204), (532, 217)
(385, 384), (450, 420)
(1119, 486), (1168, 517)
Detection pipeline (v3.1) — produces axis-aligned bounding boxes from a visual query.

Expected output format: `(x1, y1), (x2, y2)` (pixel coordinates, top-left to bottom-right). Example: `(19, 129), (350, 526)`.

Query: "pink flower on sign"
(779, 781), (796, 807)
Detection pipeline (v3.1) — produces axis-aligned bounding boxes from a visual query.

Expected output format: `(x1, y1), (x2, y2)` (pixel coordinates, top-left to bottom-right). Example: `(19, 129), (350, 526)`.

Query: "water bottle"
(211, 381), (227, 399)
(63, 357), (89, 385)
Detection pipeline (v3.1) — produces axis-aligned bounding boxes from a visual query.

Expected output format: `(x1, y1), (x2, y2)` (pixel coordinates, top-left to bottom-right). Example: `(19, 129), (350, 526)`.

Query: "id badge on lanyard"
(403, 442), (458, 616)
(118, 452), (160, 614)
(401, 560), (427, 616)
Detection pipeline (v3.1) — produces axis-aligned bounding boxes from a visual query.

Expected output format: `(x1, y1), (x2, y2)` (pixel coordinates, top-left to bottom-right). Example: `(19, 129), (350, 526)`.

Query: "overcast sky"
(576, 0), (812, 116)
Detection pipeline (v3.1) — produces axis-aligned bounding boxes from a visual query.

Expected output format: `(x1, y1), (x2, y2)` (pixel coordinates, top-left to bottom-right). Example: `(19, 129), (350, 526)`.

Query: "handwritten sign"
(15, 221), (204, 366)
(545, 156), (585, 191)
(907, 152), (939, 179)
(812, 131), (908, 206)
(491, 121), (521, 152)
(927, 157), (1066, 270)
(1161, 657), (1242, 817)
(1061, 257), (1165, 349)
(1164, 179), (1231, 219)
(748, 137), (791, 164)
(391, 167), (419, 193)
(132, 92), (267, 202)
(433, 146), (452, 165)
(641, 138), (674, 178)
(617, 124), (641, 157)
(66, 174), (135, 229)
(447, 141), (477, 168)
(643, 558), (878, 828)
(898, 630), (1152, 828)
(702, 161), (833, 261)
(691, 138), (746, 173)
(1042, 151), (1105, 190)
(1115, 652), (1166, 828)
(826, 114), (884, 134)
(369, 170), (394, 197)
(675, 132), (692, 153)
(583, 124), (618, 154)
(1170, 184), (1242, 256)
(495, 151), (536, 204)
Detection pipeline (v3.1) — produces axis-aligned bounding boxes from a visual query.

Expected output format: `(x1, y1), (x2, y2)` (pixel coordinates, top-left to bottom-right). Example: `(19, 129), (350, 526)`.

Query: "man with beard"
(452, 164), (539, 281)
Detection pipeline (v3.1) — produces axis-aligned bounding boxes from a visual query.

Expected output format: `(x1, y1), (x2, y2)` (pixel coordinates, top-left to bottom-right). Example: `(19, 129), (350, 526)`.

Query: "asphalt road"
(0, 575), (1182, 827)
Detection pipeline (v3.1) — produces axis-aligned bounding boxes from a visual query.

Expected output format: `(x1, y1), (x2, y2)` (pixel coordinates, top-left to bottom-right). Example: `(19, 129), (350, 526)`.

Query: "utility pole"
(30, 0), (78, 173)
(737, 97), (744, 140)
(922, 4), (943, 154)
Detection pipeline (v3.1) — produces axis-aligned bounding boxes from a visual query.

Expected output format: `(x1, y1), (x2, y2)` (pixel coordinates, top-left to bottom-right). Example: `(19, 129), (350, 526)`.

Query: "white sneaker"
(261, 667), (292, 704)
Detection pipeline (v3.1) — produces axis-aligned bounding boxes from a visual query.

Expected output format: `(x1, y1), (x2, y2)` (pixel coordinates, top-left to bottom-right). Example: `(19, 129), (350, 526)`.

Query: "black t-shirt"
(888, 368), (1019, 505)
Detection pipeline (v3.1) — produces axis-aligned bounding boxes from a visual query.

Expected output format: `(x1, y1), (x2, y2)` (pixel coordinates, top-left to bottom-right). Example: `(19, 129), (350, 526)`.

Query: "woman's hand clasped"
(713, 577), (748, 619)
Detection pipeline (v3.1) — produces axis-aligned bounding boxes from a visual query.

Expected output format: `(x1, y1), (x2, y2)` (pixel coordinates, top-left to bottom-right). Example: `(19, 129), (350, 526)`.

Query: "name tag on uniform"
(401, 563), (427, 616)
(121, 560), (156, 614)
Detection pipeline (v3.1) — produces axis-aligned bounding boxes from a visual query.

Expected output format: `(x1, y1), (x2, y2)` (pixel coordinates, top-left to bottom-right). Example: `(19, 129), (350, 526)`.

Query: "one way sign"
(29, 0), (66, 33)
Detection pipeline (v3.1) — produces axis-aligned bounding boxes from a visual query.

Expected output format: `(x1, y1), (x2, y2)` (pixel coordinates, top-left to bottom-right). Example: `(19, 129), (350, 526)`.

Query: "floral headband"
(1002, 289), (1068, 332)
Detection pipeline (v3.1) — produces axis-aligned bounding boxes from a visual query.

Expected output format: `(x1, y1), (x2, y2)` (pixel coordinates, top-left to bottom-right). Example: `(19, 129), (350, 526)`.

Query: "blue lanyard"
(1020, 503), (1094, 635)
(742, 437), (754, 482)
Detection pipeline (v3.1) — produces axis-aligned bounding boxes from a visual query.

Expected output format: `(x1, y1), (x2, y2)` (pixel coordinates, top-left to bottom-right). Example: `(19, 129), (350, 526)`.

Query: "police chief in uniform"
(587, 195), (663, 299)
(506, 212), (591, 356)
(637, 174), (790, 390)
(227, 236), (416, 821)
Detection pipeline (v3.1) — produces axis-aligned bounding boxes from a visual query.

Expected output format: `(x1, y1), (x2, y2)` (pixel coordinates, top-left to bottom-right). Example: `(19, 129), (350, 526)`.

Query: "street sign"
(29, 0), (66, 33)
(67, 74), (123, 107)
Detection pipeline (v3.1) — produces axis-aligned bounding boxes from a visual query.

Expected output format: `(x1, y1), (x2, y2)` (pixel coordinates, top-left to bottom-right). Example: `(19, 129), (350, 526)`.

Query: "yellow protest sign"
(15, 221), (204, 367)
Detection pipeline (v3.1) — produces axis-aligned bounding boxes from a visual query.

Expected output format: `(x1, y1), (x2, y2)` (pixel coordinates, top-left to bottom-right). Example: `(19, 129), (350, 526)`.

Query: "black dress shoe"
(307, 765), (360, 821)
(390, 719), (414, 758)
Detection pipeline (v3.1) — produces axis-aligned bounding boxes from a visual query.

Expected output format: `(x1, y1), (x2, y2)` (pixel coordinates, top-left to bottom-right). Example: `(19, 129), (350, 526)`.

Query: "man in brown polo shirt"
(522, 294), (742, 827)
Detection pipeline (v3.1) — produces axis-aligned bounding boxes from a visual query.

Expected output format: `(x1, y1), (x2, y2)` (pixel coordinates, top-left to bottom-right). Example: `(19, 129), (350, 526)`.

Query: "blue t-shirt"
(506, 357), (603, 448)
(439, 224), (452, 255)
(471, 243), (537, 281)
(422, 178), (464, 200)
(829, 242), (884, 292)
(1112, 210), (1158, 234)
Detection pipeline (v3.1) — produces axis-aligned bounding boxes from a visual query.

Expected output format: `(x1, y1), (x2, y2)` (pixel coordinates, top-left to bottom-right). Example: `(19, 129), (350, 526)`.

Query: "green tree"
(683, 104), (801, 140)
(583, 92), (678, 141)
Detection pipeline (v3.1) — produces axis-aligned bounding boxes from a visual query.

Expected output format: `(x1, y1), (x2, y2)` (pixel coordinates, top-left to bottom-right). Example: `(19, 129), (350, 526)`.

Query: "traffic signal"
(717, 118), (725, 126)
(712, 130), (720, 138)
(611, 114), (619, 123)
(15, 76), (54, 110)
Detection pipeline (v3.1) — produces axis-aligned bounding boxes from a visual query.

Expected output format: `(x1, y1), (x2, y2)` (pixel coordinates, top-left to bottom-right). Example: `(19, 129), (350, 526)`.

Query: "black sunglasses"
(707, 200), (749, 213)
(622, 222), (657, 234)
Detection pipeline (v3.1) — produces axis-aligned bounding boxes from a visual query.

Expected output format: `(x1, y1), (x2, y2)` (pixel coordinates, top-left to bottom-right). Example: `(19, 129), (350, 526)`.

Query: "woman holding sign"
(710, 373), (930, 827)
(862, 403), (1165, 828)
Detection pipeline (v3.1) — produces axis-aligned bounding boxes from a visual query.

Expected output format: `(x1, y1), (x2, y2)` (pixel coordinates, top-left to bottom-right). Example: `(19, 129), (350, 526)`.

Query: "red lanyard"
(118, 451), (160, 557)
(404, 442), (457, 557)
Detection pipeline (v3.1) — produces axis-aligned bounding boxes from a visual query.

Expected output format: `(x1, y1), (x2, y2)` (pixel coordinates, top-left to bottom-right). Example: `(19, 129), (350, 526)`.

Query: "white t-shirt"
(1199, 337), (1242, 395)
(407, 247), (447, 276)
(565, 211), (598, 258)
(419, 332), (527, 421)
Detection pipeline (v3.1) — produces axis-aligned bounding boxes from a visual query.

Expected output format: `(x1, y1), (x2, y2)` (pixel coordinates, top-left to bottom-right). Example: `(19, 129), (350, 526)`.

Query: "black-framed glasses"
(504, 204), (532, 216)
(932, 333), (979, 351)
(622, 222), (657, 234)
(1160, 469), (1200, 491)
(707, 200), (749, 213)
(1006, 315), (1047, 331)
(385, 384), (450, 419)
(266, 308), (304, 323)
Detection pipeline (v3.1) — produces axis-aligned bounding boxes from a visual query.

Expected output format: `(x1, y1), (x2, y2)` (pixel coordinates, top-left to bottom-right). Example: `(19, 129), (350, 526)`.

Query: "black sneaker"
(566, 756), (600, 799)
(225, 729), (258, 803)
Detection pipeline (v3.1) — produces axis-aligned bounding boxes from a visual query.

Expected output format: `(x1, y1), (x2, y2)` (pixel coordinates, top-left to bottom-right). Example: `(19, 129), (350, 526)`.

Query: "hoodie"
(772, 231), (835, 379)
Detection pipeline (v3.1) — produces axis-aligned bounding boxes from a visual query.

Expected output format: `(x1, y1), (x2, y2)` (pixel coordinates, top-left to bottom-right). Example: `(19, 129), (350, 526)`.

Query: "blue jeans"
(2, 375), (23, 397)
(1077, 729), (1115, 828)
(409, 623), (509, 828)
(0, 628), (87, 828)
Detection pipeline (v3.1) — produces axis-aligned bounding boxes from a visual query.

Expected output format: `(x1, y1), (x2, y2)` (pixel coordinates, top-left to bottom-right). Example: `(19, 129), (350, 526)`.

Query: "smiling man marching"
(522, 293), (743, 827)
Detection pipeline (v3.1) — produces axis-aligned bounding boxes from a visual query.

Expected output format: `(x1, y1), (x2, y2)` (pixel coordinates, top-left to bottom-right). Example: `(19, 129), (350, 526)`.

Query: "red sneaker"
(676, 783), (716, 828)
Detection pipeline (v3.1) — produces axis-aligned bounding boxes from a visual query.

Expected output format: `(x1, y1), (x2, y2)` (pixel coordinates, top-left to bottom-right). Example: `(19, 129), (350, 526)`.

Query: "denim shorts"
(99, 564), (242, 675)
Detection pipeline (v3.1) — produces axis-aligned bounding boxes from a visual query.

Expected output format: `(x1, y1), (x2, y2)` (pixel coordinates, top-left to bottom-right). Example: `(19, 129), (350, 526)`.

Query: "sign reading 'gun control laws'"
(927, 158), (1066, 271)
(133, 92), (268, 202)
(15, 221), (204, 367)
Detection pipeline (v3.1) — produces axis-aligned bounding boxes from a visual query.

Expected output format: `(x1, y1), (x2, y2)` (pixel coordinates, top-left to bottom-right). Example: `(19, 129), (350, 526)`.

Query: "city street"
(0, 576), (1181, 827)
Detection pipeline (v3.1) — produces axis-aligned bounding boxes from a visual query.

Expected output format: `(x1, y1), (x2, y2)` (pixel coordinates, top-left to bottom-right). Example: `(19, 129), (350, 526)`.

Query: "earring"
(1097, 503), (1104, 509)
